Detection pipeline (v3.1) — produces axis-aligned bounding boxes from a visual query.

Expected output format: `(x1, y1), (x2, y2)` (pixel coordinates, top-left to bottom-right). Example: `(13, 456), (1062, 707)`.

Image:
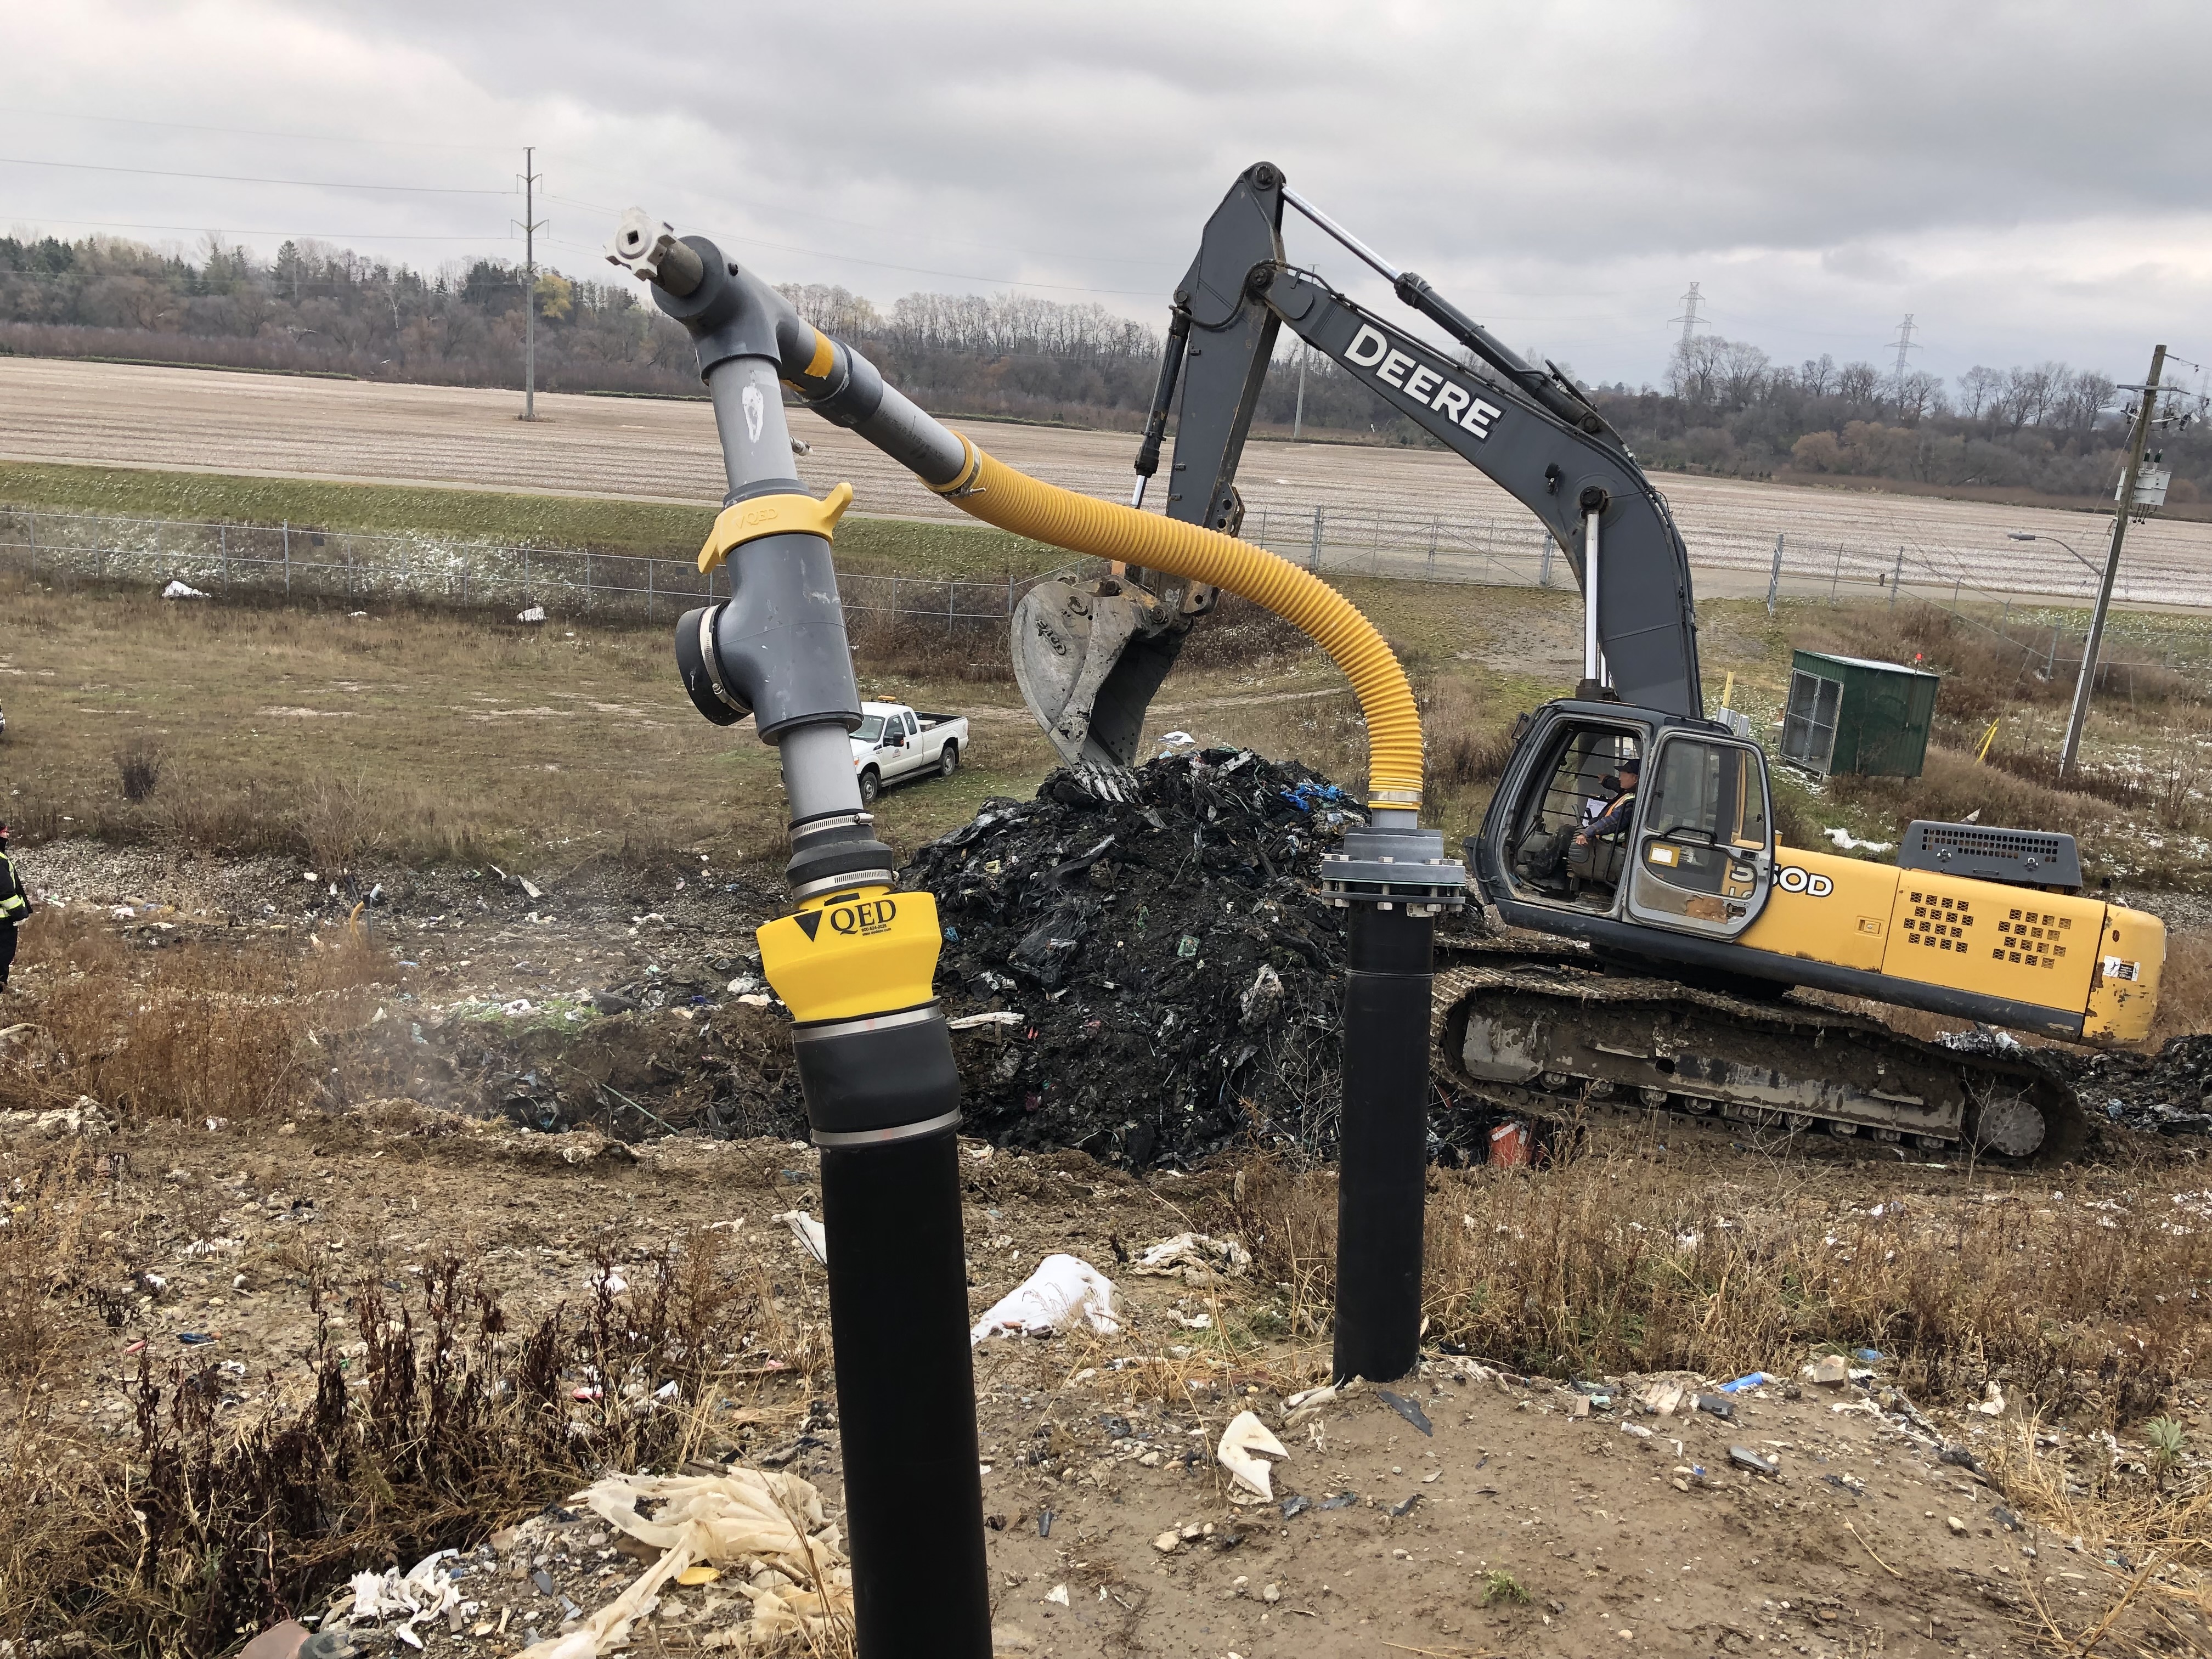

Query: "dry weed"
(1239, 1149), (2212, 1423)
(0, 1230), (785, 1651)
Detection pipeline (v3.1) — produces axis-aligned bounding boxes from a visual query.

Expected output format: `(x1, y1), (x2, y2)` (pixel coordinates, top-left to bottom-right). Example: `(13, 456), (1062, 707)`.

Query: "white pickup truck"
(851, 701), (968, 804)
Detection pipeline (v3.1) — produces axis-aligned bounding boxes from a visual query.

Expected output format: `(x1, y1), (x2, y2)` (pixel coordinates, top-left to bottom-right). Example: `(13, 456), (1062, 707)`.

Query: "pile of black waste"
(2041, 1032), (2212, 1137)
(906, 748), (1363, 1169)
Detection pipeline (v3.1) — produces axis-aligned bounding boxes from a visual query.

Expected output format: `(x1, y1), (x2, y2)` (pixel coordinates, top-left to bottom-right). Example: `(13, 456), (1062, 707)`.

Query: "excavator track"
(1430, 941), (2086, 1166)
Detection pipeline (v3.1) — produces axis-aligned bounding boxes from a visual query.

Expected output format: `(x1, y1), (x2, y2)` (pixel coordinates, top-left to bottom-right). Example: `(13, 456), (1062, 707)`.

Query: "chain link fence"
(0, 506), (1049, 625)
(1, 504), (2204, 682)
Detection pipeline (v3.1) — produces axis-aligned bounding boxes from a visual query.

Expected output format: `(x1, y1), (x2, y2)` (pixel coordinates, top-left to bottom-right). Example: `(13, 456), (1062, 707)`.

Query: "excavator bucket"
(1011, 569), (1210, 781)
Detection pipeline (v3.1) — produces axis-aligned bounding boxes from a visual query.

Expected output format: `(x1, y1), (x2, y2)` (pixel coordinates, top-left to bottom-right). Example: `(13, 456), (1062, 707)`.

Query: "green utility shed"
(1779, 649), (1939, 778)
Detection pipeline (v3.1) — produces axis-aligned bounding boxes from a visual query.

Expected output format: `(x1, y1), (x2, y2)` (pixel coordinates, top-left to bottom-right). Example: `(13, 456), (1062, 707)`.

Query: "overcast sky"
(6, 0), (2208, 392)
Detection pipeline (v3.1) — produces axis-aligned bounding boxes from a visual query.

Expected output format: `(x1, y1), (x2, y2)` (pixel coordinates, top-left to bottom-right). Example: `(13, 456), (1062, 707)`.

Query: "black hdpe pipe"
(617, 213), (991, 1657)
(1332, 904), (1436, 1384)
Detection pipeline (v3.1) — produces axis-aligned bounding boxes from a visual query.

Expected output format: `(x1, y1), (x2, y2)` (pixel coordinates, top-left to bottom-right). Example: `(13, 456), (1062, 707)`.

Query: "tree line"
(1609, 333), (2204, 503)
(1, 233), (2198, 503)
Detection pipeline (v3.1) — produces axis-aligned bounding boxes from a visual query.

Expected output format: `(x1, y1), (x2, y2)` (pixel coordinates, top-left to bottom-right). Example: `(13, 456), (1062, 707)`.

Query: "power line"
(0, 105), (511, 152)
(0, 155), (508, 194)
(2, 215), (501, 241)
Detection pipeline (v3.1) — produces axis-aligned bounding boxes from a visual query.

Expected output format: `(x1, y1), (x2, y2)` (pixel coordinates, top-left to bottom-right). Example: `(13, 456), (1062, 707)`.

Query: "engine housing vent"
(1897, 820), (2083, 892)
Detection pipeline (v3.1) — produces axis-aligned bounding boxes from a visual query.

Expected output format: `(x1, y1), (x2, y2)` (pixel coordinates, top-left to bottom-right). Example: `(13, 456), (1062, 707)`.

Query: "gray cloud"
(5, 0), (2208, 387)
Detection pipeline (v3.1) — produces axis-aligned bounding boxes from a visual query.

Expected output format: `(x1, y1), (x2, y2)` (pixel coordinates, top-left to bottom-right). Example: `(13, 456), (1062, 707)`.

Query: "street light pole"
(2059, 344), (2165, 778)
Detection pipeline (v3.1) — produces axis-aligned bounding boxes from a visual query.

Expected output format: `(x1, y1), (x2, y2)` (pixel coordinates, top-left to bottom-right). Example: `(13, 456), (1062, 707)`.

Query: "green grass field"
(0, 460), (1068, 579)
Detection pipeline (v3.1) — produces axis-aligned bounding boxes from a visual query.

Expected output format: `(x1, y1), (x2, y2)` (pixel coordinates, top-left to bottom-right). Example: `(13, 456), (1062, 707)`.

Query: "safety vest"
(0, 853), (25, 923)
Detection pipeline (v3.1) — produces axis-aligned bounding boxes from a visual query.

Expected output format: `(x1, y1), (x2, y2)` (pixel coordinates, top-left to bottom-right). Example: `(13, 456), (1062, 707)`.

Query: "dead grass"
(1235, 1148), (2212, 1427)
(0, 571), (1060, 871)
(0, 910), (399, 1126)
(0, 1228), (785, 1651)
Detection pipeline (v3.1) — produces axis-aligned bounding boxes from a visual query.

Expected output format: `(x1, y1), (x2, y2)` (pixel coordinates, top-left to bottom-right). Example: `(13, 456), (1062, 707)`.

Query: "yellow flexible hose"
(926, 437), (1425, 812)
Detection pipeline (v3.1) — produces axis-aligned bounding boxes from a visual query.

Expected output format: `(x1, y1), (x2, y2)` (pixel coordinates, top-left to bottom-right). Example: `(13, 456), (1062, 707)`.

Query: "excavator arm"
(1015, 162), (1702, 765)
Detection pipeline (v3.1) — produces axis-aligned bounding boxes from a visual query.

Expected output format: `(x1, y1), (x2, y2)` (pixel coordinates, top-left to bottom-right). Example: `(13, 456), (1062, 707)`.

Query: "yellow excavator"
(1002, 163), (2164, 1164)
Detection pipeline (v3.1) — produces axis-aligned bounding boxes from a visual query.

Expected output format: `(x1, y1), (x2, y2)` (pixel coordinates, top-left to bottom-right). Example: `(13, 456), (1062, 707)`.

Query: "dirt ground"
(5, 356), (2211, 608)
(12, 1101), (2188, 1659)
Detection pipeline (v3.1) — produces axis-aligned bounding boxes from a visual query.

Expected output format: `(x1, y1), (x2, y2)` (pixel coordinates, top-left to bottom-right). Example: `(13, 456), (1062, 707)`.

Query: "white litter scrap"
(161, 580), (211, 600)
(514, 1468), (853, 1659)
(516, 605), (548, 624)
(969, 1254), (1119, 1343)
(1823, 827), (1895, 854)
(347, 1549), (465, 1642)
(1130, 1232), (1252, 1284)
(1215, 1410), (1289, 1500)
(772, 1210), (829, 1266)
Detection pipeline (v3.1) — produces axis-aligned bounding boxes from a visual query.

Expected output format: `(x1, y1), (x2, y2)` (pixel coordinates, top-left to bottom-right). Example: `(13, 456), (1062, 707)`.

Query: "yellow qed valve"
(755, 883), (944, 1024)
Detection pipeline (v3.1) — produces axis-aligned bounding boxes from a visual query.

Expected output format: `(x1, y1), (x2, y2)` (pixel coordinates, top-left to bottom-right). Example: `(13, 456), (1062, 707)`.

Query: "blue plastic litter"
(1717, 1372), (1774, 1393)
(943, 926), (960, 943)
(1278, 782), (1349, 814)
(1853, 1348), (1884, 1363)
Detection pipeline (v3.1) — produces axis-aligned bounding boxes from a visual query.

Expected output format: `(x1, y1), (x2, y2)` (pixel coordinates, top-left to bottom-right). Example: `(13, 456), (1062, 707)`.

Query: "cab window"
(1645, 739), (1769, 849)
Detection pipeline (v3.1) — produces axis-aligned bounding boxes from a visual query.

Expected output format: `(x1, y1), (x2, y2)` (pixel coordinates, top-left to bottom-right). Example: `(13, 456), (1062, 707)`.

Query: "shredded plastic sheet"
(1215, 1409), (1289, 1500)
(969, 1253), (1119, 1343)
(515, 1469), (853, 1658)
(771, 1210), (828, 1266)
(1129, 1232), (1252, 1284)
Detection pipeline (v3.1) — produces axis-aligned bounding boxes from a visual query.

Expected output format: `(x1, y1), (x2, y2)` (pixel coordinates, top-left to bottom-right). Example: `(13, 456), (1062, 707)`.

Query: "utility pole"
(2061, 343), (2166, 777)
(1293, 343), (1307, 440)
(518, 147), (545, 421)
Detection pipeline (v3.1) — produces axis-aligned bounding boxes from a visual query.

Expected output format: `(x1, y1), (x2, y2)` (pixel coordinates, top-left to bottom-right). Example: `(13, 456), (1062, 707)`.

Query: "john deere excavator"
(1009, 162), (2166, 1164)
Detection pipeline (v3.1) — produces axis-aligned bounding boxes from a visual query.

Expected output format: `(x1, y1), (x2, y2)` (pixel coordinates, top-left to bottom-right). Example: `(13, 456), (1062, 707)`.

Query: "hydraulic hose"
(928, 437), (1425, 815)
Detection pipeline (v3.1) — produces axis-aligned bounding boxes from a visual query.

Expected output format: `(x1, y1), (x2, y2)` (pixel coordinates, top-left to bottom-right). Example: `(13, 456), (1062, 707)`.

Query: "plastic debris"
(1389, 1494), (1421, 1517)
(968, 1254), (1119, 1343)
(1974, 1380), (2007, 1417)
(516, 605), (547, 624)
(1318, 1492), (1359, 1511)
(947, 1011), (1023, 1030)
(1279, 1493), (1314, 1519)
(1805, 1355), (1849, 1386)
(1729, 1446), (1780, 1477)
(1376, 1389), (1434, 1437)
(1130, 1232), (1252, 1284)
(161, 580), (211, 600)
(1717, 1372), (1774, 1394)
(1694, 1393), (1735, 1421)
(346, 1550), (461, 1641)
(1216, 1410), (1290, 1500)
(772, 1210), (828, 1266)
(514, 1468), (851, 1657)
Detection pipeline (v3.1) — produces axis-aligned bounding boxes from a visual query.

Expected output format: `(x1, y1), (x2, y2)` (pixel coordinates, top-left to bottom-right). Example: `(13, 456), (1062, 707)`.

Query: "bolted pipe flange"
(1319, 823), (1468, 915)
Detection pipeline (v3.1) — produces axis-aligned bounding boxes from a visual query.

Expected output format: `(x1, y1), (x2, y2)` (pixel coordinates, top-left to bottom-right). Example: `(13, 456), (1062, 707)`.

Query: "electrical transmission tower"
(1888, 313), (1920, 380)
(1671, 282), (1707, 351)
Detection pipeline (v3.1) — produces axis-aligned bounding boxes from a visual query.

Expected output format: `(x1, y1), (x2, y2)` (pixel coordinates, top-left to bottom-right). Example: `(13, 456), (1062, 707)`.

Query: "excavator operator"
(1576, 754), (1639, 846)
(1566, 754), (1638, 897)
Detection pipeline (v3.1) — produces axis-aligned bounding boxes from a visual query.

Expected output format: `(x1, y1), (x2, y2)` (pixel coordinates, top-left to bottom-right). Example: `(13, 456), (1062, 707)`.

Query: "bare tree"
(1798, 354), (1836, 397)
(1956, 365), (2002, 425)
(1836, 360), (1881, 403)
(1891, 369), (1946, 427)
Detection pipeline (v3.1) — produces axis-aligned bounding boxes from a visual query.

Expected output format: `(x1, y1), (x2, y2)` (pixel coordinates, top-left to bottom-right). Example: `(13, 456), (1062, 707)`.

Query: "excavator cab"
(1491, 703), (1776, 943)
